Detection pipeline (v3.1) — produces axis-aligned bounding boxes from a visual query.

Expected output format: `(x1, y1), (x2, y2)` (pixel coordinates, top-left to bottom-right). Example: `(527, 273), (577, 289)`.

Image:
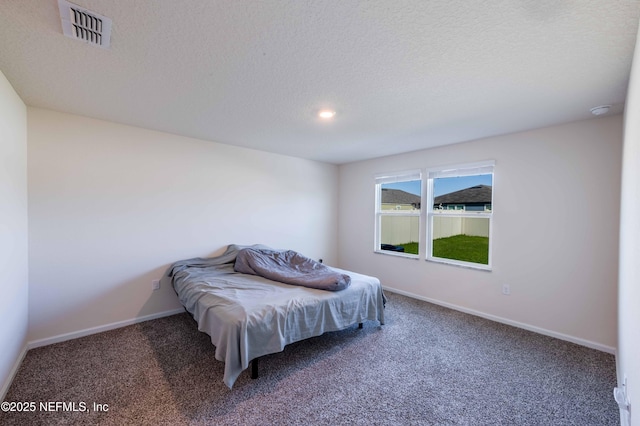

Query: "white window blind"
(427, 161), (495, 179)
(375, 169), (422, 185)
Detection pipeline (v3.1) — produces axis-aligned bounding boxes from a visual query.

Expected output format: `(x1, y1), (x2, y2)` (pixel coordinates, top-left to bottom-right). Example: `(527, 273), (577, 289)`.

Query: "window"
(427, 161), (494, 269)
(375, 170), (422, 257)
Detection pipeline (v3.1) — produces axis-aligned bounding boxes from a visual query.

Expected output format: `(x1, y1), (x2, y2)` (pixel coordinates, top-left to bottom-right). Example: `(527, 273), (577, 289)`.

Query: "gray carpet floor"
(1, 291), (618, 425)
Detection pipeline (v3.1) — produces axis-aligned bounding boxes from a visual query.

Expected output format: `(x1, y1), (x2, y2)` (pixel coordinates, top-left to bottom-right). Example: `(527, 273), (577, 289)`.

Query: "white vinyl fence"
(381, 216), (419, 245)
(432, 216), (489, 239)
(381, 215), (489, 245)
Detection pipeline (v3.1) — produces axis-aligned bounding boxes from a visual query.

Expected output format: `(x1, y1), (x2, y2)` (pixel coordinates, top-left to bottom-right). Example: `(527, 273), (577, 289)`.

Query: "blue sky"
(382, 174), (492, 197)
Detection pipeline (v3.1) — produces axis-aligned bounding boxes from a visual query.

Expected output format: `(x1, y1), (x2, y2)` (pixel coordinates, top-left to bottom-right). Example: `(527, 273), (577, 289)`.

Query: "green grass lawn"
(392, 235), (488, 264)
(398, 242), (419, 255)
(393, 235), (489, 264)
(432, 234), (489, 264)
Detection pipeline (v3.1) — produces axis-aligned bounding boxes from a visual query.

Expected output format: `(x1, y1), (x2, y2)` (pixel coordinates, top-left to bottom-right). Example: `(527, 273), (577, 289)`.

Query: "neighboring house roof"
(434, 185), (492, 205)
(381, 188), (421, 206)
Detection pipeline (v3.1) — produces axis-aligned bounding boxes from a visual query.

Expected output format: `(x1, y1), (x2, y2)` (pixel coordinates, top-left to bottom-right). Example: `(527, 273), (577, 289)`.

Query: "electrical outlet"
(502, 284), (510, 295)
(152, 279), (160, 291)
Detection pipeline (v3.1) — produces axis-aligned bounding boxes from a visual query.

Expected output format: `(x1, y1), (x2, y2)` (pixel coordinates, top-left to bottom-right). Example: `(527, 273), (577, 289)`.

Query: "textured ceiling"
(1, 1), (639, 164)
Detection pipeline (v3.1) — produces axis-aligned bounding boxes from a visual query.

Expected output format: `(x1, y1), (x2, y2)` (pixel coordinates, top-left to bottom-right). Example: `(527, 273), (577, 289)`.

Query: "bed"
(161, 244), (386, 388)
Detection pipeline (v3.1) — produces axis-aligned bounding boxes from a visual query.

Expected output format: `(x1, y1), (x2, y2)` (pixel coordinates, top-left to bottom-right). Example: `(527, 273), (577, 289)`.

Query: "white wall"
(338, 115), (622, 351)
(27, 108), (338, 342)
(618, 21), (640, 426)
(0, 71), (28, 398)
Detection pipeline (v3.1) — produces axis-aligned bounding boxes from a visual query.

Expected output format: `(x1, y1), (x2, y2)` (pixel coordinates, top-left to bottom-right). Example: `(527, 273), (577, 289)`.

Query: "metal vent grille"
(58, 0), (112, 48)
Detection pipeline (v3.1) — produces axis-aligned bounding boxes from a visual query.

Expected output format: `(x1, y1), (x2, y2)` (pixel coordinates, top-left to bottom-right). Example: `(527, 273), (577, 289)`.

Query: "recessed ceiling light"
(318, 110), (336, 119)
(590, 105), (611, 116)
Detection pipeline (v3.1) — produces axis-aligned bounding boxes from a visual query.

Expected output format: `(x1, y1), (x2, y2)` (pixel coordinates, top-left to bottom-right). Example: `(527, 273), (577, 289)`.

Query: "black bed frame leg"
(251, 358), (259, 379)
(358, 322), (363, 329)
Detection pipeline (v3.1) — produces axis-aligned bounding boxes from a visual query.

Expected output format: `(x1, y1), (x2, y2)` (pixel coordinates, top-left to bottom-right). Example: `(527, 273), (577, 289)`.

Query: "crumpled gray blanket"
(162, 244), (272, 281)
(234, 247), (351, 291)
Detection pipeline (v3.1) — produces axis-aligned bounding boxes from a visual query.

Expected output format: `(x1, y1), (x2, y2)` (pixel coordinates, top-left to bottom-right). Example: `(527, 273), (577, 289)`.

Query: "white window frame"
(374, 170), (422, 259)
(426, 161), (495, 270)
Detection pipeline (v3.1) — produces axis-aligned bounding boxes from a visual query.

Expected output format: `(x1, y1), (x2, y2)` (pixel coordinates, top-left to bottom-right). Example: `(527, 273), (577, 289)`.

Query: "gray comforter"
(162, 244), (385, 388)
(234, 248), (351, 291)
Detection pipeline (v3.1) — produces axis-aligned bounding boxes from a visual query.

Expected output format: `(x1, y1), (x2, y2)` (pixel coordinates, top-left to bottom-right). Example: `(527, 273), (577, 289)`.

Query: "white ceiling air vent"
(58, 0), (112, 49)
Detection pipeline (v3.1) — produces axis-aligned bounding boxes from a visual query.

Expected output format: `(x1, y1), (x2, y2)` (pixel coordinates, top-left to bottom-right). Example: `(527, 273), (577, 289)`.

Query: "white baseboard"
(383, 286), (616, 354)
(1, 309), (185, 399)
(1, 344), (28, 402)
(27, 308), (185, 350)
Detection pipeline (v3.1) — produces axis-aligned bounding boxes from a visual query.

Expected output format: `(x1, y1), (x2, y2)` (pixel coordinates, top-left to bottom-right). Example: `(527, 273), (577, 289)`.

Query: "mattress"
(165, 245), (385, 388)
